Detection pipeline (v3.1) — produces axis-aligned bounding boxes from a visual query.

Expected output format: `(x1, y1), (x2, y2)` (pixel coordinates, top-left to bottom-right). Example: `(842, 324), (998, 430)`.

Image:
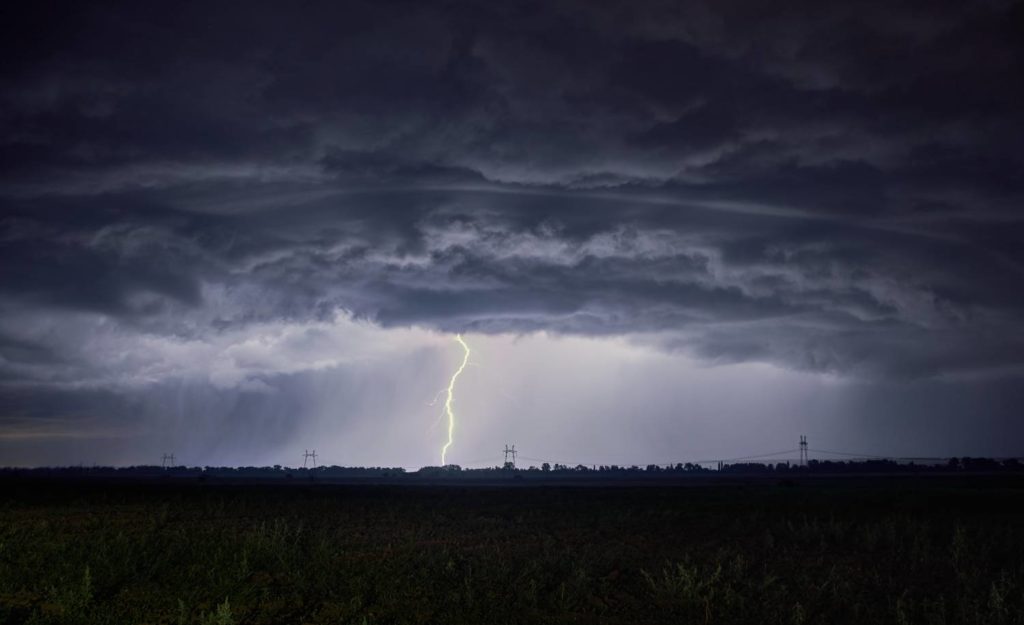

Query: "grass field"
(1, 476), (1022, 624)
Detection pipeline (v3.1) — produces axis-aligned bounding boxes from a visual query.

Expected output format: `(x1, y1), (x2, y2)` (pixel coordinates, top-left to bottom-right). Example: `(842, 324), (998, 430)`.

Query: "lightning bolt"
(440, 334), (471, 466)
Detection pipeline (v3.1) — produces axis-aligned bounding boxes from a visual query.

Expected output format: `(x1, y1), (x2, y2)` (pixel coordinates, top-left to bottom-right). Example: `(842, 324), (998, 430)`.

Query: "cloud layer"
(1, 1), (1022, 463)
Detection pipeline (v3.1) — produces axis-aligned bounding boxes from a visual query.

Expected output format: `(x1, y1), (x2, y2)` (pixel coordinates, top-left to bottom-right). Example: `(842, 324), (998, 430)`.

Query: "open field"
(1, 476), (1023, 624)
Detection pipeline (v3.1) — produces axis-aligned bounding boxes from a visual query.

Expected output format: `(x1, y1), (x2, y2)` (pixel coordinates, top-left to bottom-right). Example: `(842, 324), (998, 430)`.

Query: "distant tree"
(542, 462), (551, 472)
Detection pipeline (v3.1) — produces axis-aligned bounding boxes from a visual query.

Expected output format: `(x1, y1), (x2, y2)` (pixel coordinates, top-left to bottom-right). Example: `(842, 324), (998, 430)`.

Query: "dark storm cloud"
(1, 0), (1023, 397)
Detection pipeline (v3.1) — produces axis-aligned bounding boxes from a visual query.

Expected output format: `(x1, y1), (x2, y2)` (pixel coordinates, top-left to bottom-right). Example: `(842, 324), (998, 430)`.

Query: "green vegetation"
(1, 477), (1022, 624)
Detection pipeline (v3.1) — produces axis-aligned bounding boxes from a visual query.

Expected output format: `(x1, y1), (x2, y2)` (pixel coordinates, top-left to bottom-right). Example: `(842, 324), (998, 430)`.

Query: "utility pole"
(799, 435), (808, 467)
(502, 444), (517, 469)
(162, 453), (175, 469)
(303, 449), (318, 469)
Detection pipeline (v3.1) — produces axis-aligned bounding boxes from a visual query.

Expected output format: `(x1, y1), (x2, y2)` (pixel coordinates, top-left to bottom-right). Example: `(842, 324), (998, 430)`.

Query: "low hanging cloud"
(3, 189), (1020, 384)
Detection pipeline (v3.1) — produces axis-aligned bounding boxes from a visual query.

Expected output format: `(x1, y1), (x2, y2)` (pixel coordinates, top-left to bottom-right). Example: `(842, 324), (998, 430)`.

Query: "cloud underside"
(2, 187), (1021, 383)
(1, 0), (1023, 394)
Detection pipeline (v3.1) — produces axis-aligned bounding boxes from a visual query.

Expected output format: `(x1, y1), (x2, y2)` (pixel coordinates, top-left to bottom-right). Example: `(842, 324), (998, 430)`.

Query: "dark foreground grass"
(1, 476), (1022, 624)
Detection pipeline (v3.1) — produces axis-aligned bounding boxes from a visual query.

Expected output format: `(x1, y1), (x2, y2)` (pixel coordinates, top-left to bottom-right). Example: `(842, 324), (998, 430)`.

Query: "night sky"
(1, 1), (1023, 468)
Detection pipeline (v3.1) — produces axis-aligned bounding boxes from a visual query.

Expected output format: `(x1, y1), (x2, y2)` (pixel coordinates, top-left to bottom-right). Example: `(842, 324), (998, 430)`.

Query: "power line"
(518, 455), (568, 466)
(444, 456), (505, 467)
(703, 449), (799, 464)
(503, 444), (517, 468)
(809, 448), (890, 460)
(303, 449), (318, 469)
(435, 441), (1024, 473)
(518, 449), (801, 467)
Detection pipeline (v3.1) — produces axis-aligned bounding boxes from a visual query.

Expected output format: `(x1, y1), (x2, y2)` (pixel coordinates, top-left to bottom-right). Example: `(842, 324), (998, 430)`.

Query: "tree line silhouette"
(2, 456), (1020, 480)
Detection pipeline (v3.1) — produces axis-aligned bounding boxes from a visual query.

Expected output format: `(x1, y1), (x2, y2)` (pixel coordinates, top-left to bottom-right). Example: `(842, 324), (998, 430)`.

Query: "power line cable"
(809, 448), (892, 460)
(699, 449), (799, 464)
(518, 449), (801, 467)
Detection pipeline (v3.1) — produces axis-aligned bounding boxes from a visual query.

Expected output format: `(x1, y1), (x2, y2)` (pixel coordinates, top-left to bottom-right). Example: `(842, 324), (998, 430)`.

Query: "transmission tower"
(799, 435), (808, 467)
(162, 453), (175, 469)
(303, 449), (318, 469)
(503, 444), (517, 468)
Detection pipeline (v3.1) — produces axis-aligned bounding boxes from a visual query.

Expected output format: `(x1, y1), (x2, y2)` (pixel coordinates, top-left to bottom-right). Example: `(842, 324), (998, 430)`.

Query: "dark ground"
(1, 475), (1022, 624)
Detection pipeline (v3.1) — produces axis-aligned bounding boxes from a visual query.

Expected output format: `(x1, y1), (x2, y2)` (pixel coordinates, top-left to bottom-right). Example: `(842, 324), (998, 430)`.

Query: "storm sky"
(1, 1), (1023, 467)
